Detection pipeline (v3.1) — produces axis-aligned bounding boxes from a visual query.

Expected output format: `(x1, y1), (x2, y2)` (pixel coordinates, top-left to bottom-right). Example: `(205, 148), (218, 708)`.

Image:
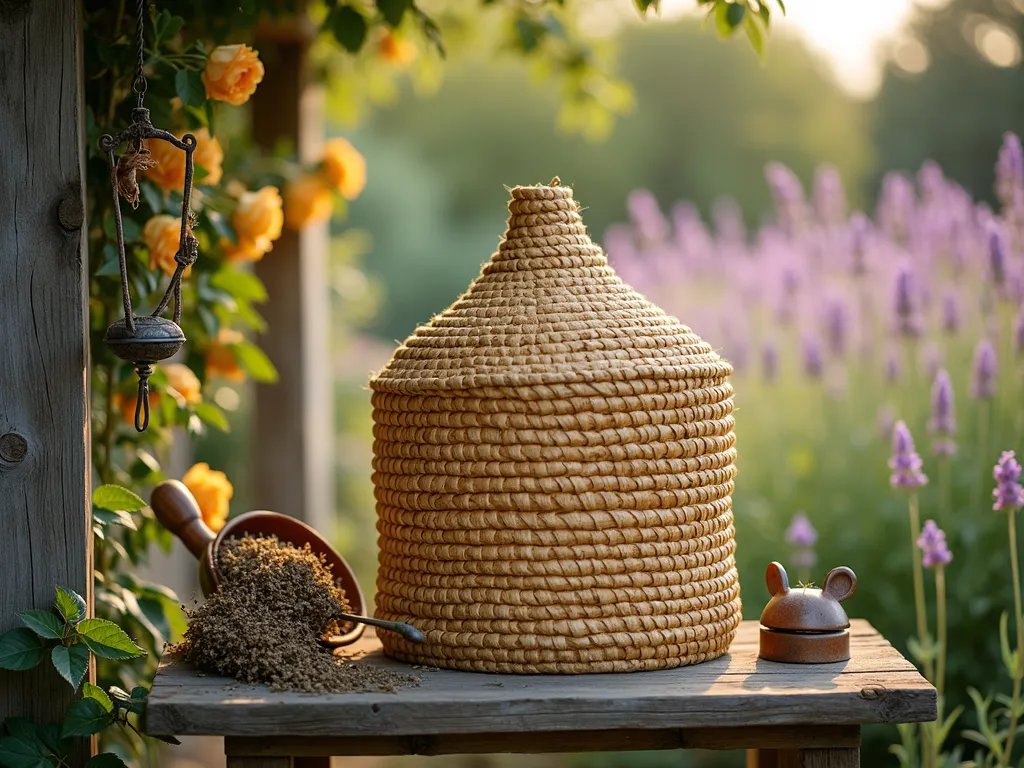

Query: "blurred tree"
(345, 17), (870, 342)
(872, 0), (1024, 203)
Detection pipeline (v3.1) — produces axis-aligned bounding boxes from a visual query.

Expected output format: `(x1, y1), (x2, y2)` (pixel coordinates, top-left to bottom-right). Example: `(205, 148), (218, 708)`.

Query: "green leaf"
(75, 619), (145, 660)
(54, 587), (86, 624)
(174, 69), (206, 108)
(232, 341), (279, 383)
(725, 2), (746, 29)
(1001, 610), (1016, 675)
(50, 643), (89, 691)
(60, 698), (115, 739)
(17, 610), (64, 641)
(0, 731), (54, 768)
(210, 268), (268, 302)
(775, 0), (786, 13)
(633, 0), (659, 11)
(95, 244), (122, 277)
(376, 0), (410, 27)
(193, 402), (230, 433)
(85, 755), (128, 768)
(0, 628), (47, 670)
(713, 3), (734, 36)
(92, 484), (146, 512)
(140, 180), (163, 214)
(83, 682), (114, 713)
(93, 508), (139, 531)
(414, 8), (445, 57)
(206, 210), (237, 245)
(743, 13), (765, 58)
(330, 5), (369, 53)
(514, 18), (545, 53)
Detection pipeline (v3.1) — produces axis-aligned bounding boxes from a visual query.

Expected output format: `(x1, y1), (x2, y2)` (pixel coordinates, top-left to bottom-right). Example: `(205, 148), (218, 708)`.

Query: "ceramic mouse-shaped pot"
(759, 561), (857, 663)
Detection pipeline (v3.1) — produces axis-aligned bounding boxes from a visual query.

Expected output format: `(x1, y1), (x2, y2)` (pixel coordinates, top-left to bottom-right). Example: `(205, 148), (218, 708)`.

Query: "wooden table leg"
(748, 749), (780, 768)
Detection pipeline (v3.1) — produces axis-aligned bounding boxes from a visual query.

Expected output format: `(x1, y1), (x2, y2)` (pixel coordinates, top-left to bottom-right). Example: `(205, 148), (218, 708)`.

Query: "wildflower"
(941, 290), (960, 335)
(813, 164), (846, 226)
(916, 520), (952, 568)
(786, 512), (818, 548)
(202, 44), (265, 105)
(849, 211), (870, 275)
(823, 297), (848, 357)
(994, 451), (1024, 512)
(801, 335), (823, 379)
(323, 138), (367, 201)
(626, 189), (669, 244)
(928, 369), (956, 456)
(885, 348), (902, 385)
(970, 338), (997, 400)
(890, 421), (928, 489)
(996, 131), (1024, 208)
(877, 172), (915, 241)
(765, 162), (808, 234)
(893, 265), (921, 337)
(762, 340), (778, 383)
(988, 220), (1007, 288)
(182, 462), (234, 532)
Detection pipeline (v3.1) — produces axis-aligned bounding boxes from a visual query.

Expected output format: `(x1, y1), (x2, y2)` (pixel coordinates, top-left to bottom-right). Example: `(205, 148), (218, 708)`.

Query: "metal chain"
(132, 0), (147, 107)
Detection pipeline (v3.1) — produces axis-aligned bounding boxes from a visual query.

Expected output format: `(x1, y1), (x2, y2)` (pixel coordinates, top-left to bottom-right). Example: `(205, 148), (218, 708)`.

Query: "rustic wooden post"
(0, 0), (92, 758)
(250, 19), (333, 533)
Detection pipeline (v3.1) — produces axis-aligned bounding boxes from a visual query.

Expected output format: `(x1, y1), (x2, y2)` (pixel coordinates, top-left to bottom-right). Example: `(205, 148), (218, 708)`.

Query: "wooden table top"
(145, 619), (935, 740)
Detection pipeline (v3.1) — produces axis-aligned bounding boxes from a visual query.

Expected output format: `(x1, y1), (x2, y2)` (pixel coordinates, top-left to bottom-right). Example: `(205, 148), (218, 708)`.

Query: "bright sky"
(660, 0), (950, 98)
(777, 0), (948, 97)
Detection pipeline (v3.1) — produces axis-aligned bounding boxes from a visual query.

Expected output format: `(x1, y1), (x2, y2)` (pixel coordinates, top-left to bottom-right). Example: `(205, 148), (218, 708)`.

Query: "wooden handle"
(150, 480), (216, 559)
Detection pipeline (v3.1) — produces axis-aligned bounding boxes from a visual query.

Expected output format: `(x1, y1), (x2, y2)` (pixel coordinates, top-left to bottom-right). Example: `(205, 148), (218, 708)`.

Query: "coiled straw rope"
(371, 179), (740, 673)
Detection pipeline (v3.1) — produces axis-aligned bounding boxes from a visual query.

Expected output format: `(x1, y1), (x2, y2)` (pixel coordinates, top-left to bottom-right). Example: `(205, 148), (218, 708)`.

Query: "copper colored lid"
(759, 561), (856, 633)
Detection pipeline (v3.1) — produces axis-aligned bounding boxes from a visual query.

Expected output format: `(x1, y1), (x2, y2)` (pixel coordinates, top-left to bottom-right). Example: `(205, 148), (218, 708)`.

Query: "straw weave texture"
(371, 181), (740, 673)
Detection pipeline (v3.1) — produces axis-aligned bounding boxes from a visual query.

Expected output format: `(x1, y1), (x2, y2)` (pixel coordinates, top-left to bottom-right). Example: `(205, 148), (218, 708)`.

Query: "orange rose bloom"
(322, 138), (366, 201)
(113, 390), (161, 425)
(143, 215), (189, 277)
(232, 186), (283, 257)
(378, 31), (417, 67)
(219, 236), (266, 265)
(205, 328), (246, 382)
(284, 173), (334, 230)
(164, 363), (202, 406)
(144, 128), (222, 191)
(182, 462), (234, 532)
(202, 44), (265, 106)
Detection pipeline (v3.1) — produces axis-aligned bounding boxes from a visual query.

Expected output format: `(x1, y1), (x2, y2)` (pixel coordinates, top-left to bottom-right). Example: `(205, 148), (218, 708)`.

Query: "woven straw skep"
(371, 180), (740, 673)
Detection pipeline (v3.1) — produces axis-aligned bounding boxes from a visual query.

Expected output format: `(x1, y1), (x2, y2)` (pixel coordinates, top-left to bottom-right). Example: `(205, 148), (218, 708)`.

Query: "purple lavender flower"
(890, 421), (928, 489)
(849, 211), (871, 275)
(765, 162), (808, 234)
(941, 289), (960, 335)
(713, 197), (745, 246)
(916, 520), (952, 568)
(994, 451), (1024, 511)
(877, 173), (915, 241)
(802, 334), (824, 379)
(893, 265), (921, 337)
(823, 297), (848, 357)
(971, 338), (997, 400)
(885, 348), (902, 385)
(762, 340), (778, 383)
(1016, 308), (1024, 357)
(996, 132), (1024, 208)
(928, 369), (957, 456)
(987, 220), (1007, 288)
(813, 164), (846, 226)
(626, 189), (669, 244)
(786, 512), (818, 547)
(918, 161), (947, 208)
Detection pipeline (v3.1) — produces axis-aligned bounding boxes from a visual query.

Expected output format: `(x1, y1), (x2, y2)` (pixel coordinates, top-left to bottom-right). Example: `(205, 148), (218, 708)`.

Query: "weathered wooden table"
(146, 619), (935, 768)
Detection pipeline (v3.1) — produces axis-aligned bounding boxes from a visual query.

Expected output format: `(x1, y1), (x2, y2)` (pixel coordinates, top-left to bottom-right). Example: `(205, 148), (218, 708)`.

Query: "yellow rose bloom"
(143, 214), (190, 277)
(322, 138), (366, 201)
(219, 236), (266, 265)
(205, 328), (246, 382)
(202, 44), (265, 106)
(192, 128), (224, 185)
(378, 31), (417, 67)
(113, 390), (161, 425)
(164, 363), (202, 406)
(232, 186), (283, 257)
(144, 128), (222, 191)
(284, 173), (334, 230)
(182, 462), (233, 533)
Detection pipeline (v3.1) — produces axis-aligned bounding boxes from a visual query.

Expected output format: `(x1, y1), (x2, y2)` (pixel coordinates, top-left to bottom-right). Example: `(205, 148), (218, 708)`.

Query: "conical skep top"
(371, 179), (741, 674)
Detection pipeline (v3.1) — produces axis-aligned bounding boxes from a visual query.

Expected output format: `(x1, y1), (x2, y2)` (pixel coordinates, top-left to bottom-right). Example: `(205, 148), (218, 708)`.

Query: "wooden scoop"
(150, 480), (423, 647)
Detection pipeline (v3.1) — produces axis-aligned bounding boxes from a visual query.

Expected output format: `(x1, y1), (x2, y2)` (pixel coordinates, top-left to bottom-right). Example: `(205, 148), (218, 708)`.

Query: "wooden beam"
(249, 23), (332, 533)
(0, 0), (92, 760)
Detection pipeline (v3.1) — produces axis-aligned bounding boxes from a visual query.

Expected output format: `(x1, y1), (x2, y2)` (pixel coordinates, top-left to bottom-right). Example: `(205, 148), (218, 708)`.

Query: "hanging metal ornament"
(99, 0), (198, 433)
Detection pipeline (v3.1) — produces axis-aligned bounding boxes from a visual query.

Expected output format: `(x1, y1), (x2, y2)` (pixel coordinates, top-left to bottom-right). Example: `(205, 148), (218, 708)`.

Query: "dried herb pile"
(175, 535), (416, 693)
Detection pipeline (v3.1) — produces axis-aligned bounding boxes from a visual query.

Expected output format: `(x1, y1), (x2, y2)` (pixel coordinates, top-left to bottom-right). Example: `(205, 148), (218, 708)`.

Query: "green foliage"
(92, 485), (146, 513)
(0, 631), (47, 672)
